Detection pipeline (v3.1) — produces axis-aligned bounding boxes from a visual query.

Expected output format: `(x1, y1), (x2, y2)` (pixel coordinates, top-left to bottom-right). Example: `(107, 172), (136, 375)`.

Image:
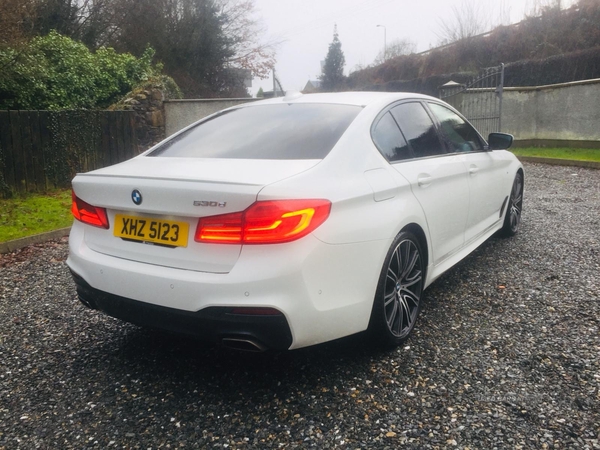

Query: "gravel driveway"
(1, 162), (599, 449)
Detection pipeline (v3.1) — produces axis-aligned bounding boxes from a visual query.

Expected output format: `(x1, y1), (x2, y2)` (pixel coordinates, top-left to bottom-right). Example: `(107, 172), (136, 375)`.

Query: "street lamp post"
(376, 24), (386, 61)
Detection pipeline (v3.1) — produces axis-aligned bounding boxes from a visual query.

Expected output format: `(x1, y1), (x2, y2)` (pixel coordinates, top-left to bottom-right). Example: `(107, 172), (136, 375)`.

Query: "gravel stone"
(1, 162), (599, 449)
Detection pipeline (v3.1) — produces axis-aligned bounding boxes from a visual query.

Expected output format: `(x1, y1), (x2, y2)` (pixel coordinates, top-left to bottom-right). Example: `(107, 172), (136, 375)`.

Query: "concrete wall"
(502, 79), (600, 142)
(164, 98), (260, 137)
(164, 79), (600, 145)
(445, 78), (600, 144)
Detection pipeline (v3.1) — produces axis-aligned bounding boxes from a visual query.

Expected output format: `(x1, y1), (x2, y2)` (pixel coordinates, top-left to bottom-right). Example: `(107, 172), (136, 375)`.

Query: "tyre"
(500, 172), (523, 237)
(368, 231), (425, 348)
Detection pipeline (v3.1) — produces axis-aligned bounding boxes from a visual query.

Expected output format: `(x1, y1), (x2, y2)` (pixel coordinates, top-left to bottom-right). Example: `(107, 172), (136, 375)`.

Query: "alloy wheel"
(383, 239), (423, 339)
(509, 173), (523, 233)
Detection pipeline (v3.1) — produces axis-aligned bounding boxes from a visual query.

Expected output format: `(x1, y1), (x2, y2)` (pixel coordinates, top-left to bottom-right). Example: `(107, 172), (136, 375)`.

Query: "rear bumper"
(67, 221), (389, 349)
(70, 270), (293, 350)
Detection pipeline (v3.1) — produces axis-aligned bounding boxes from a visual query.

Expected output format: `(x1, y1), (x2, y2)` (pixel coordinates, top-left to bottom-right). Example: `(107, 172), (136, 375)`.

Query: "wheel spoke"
(384, 290), (396, 306)
(387, 300), (398, 329)
(397, 296), (409, 334)
(387, 266), (398, 283)
(402, 242), (411, 274)
(513, 193), (522, 205)
(403, 271), (422, 288)
(511, 199), (521, 225)
(402, 249), (419, 278)
(400, 289), (420, 308)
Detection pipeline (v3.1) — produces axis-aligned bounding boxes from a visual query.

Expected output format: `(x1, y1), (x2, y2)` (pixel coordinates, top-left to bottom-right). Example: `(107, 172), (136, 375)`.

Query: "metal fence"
(0, 110), (137, 196)
(439, 64), (505, 137)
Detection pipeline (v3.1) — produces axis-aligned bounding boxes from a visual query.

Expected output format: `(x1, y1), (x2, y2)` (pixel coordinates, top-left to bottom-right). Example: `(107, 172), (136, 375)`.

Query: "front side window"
(371, 112), (411, 162)
(390, 103), (445, 158)
(428, 103), (484, 153)
(149, 103), (362, 160)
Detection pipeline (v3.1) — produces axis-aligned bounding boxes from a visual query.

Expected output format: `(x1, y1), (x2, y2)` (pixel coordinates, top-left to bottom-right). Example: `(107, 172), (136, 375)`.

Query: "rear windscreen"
(149, 103), (362, 159)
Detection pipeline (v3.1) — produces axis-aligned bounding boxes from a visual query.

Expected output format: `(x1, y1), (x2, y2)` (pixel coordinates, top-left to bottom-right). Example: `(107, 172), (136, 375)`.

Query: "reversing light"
(71, 190), (109, 229)
(195, 199), (331, 245)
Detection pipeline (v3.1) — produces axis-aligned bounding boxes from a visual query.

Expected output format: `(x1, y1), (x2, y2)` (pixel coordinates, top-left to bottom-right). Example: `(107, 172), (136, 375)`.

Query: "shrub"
(0, 31), (164, 110)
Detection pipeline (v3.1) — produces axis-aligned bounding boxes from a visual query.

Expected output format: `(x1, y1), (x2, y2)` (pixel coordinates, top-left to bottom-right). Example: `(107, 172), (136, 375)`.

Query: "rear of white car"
(67, 92), (523, 351)
(67, 97), (395, 350)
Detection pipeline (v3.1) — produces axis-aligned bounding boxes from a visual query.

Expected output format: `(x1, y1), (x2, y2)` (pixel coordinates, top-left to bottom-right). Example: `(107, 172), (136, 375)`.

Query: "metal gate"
(439, 64), (504, 137)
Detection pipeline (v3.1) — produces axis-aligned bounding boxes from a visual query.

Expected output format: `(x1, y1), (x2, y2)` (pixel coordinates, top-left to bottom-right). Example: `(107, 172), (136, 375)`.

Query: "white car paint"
(67, 91), (523, 350)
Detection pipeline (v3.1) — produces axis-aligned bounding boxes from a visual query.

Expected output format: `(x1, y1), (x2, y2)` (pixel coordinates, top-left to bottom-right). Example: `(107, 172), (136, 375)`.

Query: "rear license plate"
(114, 214), (189, 247)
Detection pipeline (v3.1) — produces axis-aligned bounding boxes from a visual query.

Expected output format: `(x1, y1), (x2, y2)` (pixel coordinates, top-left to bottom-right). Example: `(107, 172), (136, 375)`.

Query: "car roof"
(246, 91), (437, 108)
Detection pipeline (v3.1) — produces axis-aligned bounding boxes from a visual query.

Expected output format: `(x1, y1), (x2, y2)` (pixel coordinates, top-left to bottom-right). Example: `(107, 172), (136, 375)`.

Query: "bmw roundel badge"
(131, 189), (142, 205)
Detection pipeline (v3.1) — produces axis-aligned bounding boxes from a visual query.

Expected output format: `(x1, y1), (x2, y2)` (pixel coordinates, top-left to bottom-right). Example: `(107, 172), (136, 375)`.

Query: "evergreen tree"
(320, 25), (346, 92)
(256, 87), (264, 97)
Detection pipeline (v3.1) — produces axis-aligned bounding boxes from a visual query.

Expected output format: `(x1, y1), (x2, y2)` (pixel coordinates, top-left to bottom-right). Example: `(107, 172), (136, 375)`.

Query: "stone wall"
(120, 88), (166, 151)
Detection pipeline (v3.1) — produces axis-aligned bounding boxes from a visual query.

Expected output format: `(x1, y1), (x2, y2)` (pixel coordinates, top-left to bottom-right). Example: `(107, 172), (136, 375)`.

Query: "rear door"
(372, 102), (469, 266)
(426, 102), (510, 243)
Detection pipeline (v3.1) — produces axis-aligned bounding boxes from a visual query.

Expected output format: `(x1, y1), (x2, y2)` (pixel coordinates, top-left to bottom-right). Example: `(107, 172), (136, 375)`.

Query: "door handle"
(417, 175), (432, 187)
(469, 165), (479, 175)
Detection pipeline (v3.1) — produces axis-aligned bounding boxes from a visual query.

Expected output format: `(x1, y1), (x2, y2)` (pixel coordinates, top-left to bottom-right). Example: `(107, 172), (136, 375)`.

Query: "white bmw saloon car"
(67, 91), (523, 351)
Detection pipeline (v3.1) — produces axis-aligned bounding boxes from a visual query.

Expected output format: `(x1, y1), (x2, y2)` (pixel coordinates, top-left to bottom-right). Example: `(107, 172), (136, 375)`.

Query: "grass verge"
(0, 189), (72, 243)
(511, 147), (600, 162)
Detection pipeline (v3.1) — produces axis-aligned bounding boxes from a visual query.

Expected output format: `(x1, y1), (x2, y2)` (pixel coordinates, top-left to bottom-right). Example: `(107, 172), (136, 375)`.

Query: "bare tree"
(0, 0), (36, 47)
(102, 0), (275, 96)
(526, 0), (568, 16)
(436, 0), (490, 44)
(373, 38), (416, 65)
(217, 0), (276, 79)
(436, 0), (512, 45)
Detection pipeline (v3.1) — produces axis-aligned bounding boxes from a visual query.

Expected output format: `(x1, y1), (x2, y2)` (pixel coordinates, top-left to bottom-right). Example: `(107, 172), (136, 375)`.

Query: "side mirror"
(488, 133), (514, 150)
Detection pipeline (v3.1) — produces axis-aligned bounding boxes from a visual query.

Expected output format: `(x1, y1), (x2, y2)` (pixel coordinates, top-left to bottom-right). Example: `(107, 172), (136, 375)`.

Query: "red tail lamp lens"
(195, 199), (331, 244)
(71, 191), (109, 229)
(195, 211), (243, 243)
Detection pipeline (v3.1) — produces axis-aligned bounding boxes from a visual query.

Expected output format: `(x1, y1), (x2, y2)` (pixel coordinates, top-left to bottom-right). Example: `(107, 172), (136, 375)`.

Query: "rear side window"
(390, 103), (445, 158)
(428, 103), (484, 152)
(149, 103), (362, 160)
(372, 112), (411, 162)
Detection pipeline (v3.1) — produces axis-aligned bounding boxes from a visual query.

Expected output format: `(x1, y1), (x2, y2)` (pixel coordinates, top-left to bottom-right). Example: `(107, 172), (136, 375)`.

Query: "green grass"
(0, 189), (73, 243)
(511, 147), (600, 162)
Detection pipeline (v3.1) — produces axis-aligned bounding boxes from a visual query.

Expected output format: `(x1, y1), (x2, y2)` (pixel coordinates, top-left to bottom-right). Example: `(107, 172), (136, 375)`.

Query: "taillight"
(71, 190), (109, 229)
(195, 199), (331, 244)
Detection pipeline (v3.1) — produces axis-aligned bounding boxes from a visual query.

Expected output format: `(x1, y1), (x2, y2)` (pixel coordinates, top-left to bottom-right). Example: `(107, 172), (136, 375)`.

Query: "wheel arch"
(517, 167), (525, 183)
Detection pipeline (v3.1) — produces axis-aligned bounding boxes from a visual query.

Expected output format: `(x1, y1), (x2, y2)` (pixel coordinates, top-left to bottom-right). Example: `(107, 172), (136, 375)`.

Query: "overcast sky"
(250, 0), (573, 95)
